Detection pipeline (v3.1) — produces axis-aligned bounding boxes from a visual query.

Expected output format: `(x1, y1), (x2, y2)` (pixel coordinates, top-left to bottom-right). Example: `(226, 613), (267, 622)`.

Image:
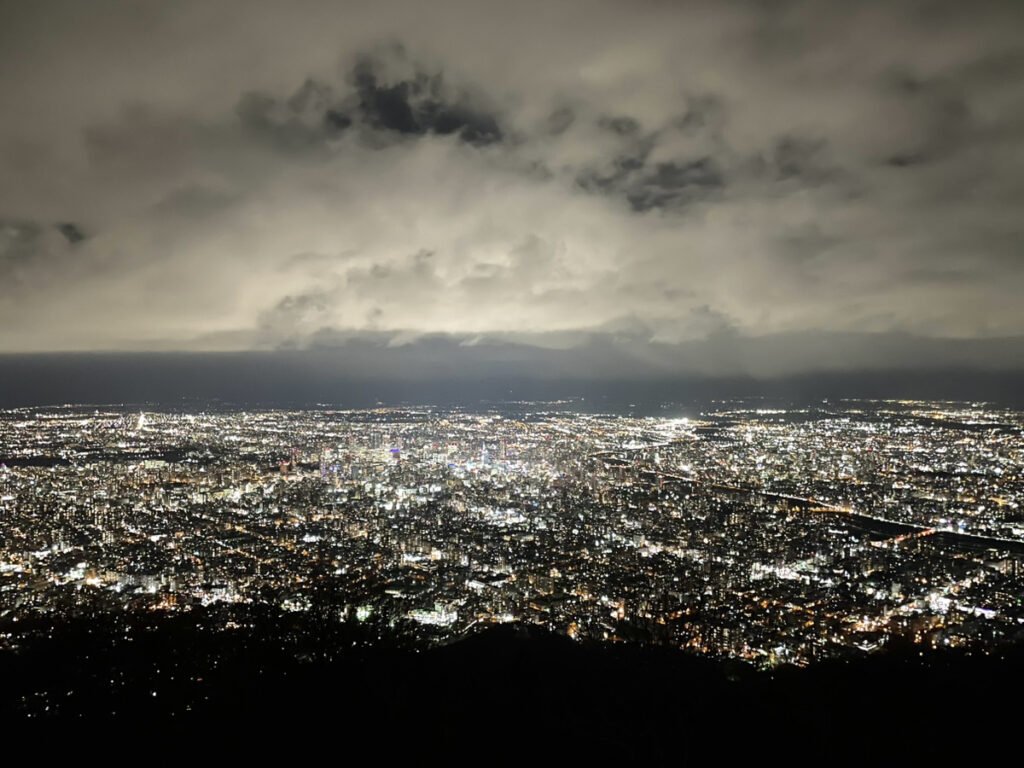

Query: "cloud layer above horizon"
(1, 0), (1022, 375)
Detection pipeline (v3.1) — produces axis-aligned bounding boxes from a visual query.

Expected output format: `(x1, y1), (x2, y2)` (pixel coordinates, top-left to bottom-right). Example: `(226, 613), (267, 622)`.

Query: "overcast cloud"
(1, 0), (1023, 376)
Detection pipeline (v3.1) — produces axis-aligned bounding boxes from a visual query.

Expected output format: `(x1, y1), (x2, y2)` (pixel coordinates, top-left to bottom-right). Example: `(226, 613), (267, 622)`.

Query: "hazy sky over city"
(1, 0), (1023, 380)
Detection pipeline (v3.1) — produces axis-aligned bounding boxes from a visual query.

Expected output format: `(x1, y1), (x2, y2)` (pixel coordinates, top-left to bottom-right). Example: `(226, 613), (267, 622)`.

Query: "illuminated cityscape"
(3, 398), (1022, 684)
(4, 0), (1024, 747)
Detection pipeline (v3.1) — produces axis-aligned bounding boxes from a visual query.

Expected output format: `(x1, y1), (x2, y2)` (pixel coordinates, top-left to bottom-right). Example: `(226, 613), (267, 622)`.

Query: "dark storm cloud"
(234, 48), (502, 155)
(56, 222), (85, 244)
(0, 0), (1022, 378)
(625, 158), (724, 212)
(349, 51), (502, 144)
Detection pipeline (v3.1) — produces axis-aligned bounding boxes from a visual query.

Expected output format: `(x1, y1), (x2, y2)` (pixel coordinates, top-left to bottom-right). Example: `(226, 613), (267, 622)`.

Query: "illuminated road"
(593, 446), (1024, 555)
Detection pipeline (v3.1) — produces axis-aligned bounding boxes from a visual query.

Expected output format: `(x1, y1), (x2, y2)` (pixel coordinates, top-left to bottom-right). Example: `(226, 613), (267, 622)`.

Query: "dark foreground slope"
(1, 608), (1018, 759)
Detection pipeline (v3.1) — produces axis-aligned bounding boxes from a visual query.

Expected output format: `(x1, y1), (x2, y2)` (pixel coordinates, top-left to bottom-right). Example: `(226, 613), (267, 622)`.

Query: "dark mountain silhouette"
(1, 607), (1018, 759)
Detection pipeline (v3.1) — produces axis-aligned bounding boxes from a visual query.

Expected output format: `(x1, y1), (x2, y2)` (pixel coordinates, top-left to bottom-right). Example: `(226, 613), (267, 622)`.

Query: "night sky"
(1, 1), (1023, 402)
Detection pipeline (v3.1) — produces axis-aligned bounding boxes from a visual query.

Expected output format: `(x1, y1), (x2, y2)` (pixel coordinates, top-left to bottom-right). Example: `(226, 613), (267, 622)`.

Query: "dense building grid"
(1, 399), (1022, 667)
